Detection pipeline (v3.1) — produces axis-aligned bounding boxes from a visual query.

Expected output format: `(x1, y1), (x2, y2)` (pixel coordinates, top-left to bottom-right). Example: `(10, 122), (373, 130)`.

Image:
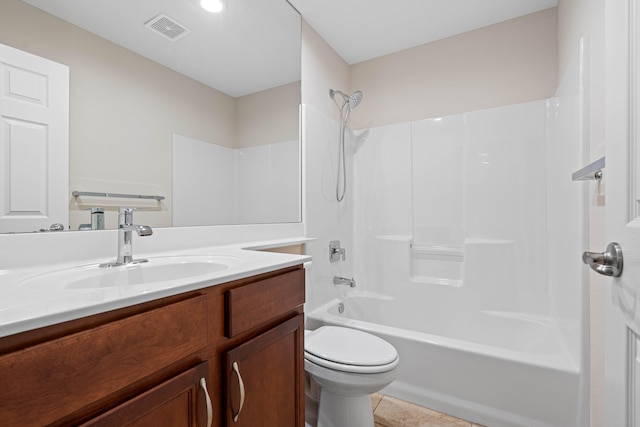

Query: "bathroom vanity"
(0, 263), (305, 427)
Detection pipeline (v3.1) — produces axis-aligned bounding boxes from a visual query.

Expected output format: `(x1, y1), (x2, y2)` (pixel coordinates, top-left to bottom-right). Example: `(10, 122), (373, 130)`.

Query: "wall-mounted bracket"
(572, 156), (605, 181)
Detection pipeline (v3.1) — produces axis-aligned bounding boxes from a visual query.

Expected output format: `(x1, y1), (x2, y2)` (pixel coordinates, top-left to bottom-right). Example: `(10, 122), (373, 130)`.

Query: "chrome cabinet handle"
(582, 242), (623, 277)
(200, 378), (213, 427)
(232, 361), (246, 422)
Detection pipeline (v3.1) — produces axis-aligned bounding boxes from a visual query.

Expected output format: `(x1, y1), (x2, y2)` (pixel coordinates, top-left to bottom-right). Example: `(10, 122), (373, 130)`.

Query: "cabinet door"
(224, 314), (304, 427)
(81, 362), (213, 427)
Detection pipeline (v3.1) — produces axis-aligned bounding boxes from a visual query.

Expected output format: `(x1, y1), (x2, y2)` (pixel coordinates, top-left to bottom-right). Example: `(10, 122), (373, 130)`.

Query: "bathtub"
(306, 292), (581, 427)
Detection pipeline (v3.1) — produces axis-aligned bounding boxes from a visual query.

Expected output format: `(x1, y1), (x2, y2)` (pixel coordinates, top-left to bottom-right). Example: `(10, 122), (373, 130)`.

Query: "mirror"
(0, 0), (301, 231)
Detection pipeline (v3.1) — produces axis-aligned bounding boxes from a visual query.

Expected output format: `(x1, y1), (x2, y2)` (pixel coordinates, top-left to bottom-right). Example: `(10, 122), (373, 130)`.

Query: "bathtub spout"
(333, 276), (356, 287)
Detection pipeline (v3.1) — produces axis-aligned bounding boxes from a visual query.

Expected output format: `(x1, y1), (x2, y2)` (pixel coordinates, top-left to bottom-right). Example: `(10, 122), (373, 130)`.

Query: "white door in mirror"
(0, 43), (69, 233)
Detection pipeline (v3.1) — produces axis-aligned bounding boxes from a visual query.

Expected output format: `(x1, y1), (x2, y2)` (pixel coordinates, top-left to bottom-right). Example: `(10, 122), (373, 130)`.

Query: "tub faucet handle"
(330, 240), (346, 263)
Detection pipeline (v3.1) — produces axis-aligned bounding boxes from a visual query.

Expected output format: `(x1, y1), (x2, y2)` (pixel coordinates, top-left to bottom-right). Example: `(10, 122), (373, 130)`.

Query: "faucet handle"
(329, 240), (346, 263)
(118, 207), (135, 226)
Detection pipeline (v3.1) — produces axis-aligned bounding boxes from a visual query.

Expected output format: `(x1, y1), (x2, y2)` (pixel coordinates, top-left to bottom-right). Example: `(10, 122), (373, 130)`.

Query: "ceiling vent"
(144, 13), (191, 41)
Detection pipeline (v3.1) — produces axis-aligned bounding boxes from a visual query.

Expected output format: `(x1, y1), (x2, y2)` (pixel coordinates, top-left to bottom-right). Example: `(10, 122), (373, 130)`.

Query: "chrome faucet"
(333, 276), (356, 287)
(100, 207), (153, 268)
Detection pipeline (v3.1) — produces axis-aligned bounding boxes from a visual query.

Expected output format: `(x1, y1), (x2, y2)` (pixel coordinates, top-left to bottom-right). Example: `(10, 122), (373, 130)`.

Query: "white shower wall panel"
(411, 114), (465, 247)
(235, 140), (300, 224)
(302, 105), (356, 312)
(172, 135), (299, 226)
(236, 145), (271, 223)
(354, 100), (551, 315)
(352, 123), (412, 295)
(172, 134), (236, 226)
(270, 140), (301, 222)
(464, 101), (548, 313)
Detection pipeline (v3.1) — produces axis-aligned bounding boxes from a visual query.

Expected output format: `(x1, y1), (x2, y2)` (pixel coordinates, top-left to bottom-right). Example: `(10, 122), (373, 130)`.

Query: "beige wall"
(236, 81), (300, 148)
(558, 0), (606, 426)
(349, 8), (558, 129)
(302, 9), (556, 129)
(0, 0), (234, 228)
(301, 21), (350, 122)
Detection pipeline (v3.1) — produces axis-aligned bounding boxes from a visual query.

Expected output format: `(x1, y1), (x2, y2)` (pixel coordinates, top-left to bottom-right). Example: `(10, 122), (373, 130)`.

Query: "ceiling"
(20, 0), (558, 96)
(21, 0), (301, 97)
(288, 0), (558, 64)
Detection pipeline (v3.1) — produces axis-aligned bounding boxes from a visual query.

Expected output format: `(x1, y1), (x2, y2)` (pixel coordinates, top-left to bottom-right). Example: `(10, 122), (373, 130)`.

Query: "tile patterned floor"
(371, 394), (488, 427)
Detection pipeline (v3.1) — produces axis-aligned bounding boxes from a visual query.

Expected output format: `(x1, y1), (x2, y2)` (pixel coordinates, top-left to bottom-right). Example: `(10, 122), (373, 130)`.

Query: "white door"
(0, 43), (69, 233)
(605, 0), (640, 426)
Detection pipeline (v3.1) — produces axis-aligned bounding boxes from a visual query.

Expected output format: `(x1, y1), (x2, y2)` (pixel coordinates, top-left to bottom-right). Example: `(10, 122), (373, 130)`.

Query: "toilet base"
(317, 389), (374, 427)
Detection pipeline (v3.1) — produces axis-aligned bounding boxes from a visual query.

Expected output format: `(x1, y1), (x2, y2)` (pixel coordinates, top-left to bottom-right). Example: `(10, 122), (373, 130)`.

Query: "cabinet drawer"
(0, 295), (207, 426)
(225, 267), (304, 338)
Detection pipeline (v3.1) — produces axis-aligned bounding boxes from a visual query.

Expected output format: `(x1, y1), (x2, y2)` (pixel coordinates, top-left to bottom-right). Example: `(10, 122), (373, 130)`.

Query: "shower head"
(329, 89), (363, 110)
(348, 90), (362, 110)
(329, 89), (363, 203)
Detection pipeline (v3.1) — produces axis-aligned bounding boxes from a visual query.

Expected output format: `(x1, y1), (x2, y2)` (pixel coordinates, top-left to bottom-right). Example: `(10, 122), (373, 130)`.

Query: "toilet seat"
(305, 326), (399, 374)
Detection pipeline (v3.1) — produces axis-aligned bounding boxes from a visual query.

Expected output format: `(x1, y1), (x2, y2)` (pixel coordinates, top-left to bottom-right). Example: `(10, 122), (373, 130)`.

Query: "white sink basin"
(19, 255), (243, 290)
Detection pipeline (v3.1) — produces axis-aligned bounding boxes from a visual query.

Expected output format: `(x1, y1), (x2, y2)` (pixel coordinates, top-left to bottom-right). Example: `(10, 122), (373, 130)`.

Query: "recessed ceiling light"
(201, 0), (225, 13)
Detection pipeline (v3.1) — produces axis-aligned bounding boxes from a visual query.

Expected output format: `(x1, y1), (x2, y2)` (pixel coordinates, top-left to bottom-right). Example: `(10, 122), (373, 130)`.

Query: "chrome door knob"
(582, 242), (623, 277)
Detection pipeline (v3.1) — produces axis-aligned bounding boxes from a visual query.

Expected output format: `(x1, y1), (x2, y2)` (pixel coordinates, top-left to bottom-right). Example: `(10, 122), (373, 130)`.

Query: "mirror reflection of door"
(0, 43), (69, 233)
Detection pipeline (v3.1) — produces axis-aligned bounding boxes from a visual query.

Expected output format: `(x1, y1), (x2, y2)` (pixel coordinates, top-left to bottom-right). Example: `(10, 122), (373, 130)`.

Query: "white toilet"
(304, 326), (399, 427)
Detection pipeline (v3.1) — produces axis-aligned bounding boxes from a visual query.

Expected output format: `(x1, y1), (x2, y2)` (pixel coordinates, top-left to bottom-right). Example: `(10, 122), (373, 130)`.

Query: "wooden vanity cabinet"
(224, 315), (304, 426)
(223, 266), (305, 426)
(0, 264), (305, 427)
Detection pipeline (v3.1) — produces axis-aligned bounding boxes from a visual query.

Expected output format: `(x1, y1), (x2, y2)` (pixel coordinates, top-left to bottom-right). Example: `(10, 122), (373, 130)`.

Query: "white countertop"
(0, 239), (311, 338)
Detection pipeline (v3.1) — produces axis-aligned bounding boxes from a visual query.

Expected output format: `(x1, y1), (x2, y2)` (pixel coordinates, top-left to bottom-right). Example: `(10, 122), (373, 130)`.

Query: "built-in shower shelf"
(410, 243), (463, 286)
(572, 156), (604, 181)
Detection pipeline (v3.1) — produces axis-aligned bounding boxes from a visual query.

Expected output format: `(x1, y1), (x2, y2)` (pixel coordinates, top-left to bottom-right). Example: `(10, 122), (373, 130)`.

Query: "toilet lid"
(305, 326), (398, 371)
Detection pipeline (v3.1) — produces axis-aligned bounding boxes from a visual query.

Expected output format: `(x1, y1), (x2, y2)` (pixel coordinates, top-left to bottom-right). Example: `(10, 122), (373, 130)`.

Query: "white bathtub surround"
(172, 134), (300, 226)
(302, 105), (356, 313)
(355, 100), (549, 313)
(345, 99), (584, 426)
(304, 43), (589, 426)
(410, 243), (464, 286)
